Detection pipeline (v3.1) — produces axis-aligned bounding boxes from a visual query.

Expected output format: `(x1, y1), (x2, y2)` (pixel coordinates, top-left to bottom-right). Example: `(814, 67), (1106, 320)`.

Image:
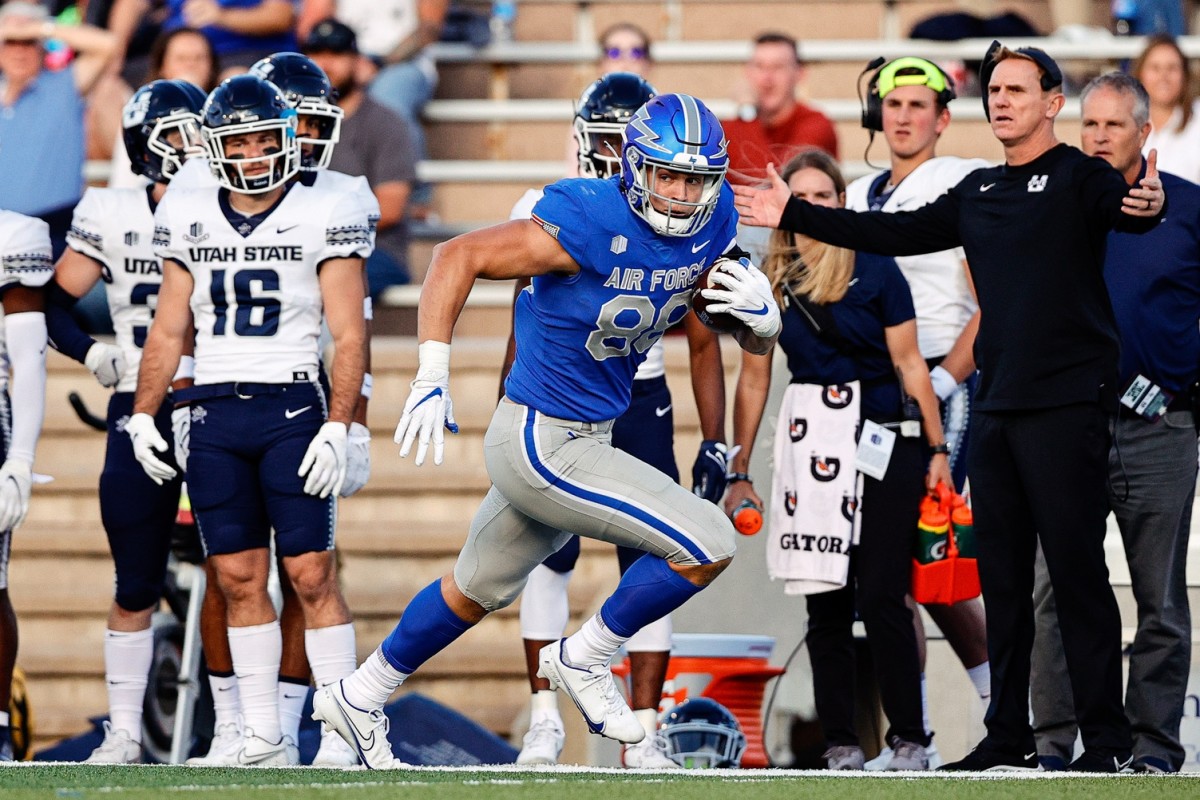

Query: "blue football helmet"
(249, 52), (343, 170)
(201, 74), (300, 194)
(122, 79), (206, 184)
(660, 698), (746, 768)
(620, 93), (728, 237)
(574, 71), (656, 179)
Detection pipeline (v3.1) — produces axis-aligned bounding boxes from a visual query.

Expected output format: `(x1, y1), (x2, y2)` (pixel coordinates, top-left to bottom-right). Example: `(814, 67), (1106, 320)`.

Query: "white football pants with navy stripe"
(453, 398), (736, 612)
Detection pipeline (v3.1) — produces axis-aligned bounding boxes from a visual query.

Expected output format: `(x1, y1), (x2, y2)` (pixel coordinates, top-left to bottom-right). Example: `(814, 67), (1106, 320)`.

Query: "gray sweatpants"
(453, 399), (736, 612)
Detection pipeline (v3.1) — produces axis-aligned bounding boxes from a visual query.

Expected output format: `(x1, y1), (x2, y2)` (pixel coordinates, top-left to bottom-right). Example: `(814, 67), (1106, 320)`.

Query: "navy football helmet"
(249, 52), (343, 170)
(573, 71), (656, 179)
(201, 74), (300, 194)
(660, 698), (746, 768)
(122, 79), (206, 184)
(620, 93), (728, 237)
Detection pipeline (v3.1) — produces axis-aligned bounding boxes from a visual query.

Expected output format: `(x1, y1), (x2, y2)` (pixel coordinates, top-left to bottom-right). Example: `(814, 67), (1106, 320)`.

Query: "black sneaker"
(938, 743), (1041, 772)
(1131, 756), (1172, 774)
(1067, 750), (1133, 773)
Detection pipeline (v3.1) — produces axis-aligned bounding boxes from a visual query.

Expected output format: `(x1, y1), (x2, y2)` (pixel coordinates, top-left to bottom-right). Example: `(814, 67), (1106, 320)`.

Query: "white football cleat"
(312, 680), (398, 770)
(186, 722), (243, 765)
(623, 732), (680, 769)
(235, 728), (291, 767)
(84, 721), (142, 764)
(515, 718), (565, 765)
(313, 726), (361, 767)
(536, 640), (644, 744)
(864, 739), (941, 770)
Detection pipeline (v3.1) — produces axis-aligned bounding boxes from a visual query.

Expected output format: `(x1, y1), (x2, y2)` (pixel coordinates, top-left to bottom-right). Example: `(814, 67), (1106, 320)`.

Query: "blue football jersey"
(505, 176), (737, 421)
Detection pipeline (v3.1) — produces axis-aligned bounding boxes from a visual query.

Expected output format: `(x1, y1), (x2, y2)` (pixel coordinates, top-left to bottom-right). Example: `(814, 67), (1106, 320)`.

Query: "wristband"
(728, 472), (753, 484)
(360, 372), (373, 400)
(172, 355), (195, 382)
(930, 443), (950, 455)
(363, 296), (373, 321)
(418, 340), (450, 373)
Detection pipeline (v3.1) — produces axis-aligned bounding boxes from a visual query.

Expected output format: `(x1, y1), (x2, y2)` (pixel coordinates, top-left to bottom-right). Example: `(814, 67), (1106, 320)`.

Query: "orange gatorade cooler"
(614, 634), (784, 767)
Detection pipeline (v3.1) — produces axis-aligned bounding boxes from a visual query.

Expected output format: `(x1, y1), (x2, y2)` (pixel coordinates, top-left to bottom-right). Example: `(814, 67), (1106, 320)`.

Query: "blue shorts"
(102, 393), (182, 612)
(184, 382), (335, 558)
(542, 375), (679, 575)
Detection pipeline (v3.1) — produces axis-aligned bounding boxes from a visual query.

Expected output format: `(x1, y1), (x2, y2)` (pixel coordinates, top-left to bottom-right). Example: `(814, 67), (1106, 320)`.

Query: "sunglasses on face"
(603, 46), (647, 60)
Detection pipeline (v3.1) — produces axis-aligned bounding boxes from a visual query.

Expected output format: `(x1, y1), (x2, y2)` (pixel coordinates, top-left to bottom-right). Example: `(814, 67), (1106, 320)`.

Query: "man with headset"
(847, 56), (992, 769)
(734, 42), (1165, 773)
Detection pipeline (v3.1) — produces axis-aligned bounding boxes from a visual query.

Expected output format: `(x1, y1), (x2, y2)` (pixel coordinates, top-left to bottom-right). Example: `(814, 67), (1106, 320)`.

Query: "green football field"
(0, 765), (1196, 800)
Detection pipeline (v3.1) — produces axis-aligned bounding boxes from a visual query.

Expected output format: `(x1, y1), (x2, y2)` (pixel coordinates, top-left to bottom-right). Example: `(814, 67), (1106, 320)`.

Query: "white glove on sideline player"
(172, 407), (191, 472)
(340, 422), (371, 497)
(0, 459), (32, 532)
(701, 258), (782, 338)
(299, 421), (347, 498)
(394, 341), (459, 466)
(929, 366), (959, 402)
(126, 412), (178, 485)
(85, 342), (127, 388)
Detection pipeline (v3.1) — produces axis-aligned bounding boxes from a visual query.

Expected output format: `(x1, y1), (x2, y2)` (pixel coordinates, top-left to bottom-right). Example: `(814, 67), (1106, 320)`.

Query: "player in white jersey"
(168, 55), (376, 767)
(127, 73), (370, 767)
(44, 79), (206, 764)
(0, 211), (51, 762)
(845, 56), (990, 767)
(504, 73), (727, 769)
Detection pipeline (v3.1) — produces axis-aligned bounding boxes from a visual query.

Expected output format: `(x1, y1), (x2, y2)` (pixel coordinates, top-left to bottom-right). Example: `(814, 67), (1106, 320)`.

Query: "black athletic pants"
(969, 403), (1132, 756)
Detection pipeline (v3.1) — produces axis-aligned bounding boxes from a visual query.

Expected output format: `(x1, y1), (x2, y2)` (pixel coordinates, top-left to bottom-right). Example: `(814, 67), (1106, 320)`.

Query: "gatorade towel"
(766, 381), (863, 595)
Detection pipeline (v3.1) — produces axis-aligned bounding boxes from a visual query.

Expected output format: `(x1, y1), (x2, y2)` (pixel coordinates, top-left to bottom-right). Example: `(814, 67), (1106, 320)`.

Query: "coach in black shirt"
(733, 44), (1165, 773)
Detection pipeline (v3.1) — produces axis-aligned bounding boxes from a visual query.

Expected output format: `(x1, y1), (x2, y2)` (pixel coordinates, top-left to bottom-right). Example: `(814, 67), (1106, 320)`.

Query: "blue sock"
(599, 555), (703, 638)
(380, 580), (474, 673)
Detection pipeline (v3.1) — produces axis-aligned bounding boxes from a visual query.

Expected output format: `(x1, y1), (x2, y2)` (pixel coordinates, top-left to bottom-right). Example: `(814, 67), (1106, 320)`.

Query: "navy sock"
(381, 580), (475, 673)
(599, 555), (704, 638)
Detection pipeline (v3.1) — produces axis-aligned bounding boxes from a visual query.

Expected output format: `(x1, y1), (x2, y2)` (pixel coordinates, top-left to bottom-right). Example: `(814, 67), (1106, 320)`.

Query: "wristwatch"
(930, 443), (950, 455)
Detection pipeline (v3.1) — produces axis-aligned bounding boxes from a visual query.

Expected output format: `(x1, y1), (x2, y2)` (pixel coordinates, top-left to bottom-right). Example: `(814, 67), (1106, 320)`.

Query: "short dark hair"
(753, 32), (800, 64)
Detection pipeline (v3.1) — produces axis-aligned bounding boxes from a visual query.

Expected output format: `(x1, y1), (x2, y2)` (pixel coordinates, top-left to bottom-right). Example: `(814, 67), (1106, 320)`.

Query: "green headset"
(860, 56), (957, 132)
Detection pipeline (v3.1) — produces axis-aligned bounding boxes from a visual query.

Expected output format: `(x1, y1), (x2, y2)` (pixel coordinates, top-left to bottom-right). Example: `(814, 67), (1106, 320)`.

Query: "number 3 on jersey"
(585, 290), (691, 360)
(209, 268), (281, 337)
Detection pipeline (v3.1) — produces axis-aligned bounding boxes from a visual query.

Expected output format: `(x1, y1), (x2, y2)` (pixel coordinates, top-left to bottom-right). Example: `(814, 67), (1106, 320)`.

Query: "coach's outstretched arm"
(393, 220), (581, 466)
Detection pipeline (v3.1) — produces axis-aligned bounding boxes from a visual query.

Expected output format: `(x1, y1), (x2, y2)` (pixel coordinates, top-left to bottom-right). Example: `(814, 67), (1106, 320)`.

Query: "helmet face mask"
(573, 71), (656, 179)
(122, 79), (206, 184)
(620, 93), (728, 237)
(294, 98), (343, 170)
(201, 75), (301, 194)
(660, 698), (747, 769)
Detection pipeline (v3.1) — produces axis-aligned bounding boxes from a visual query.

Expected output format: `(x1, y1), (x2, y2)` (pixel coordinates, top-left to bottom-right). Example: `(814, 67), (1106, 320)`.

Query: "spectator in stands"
(109, 27), (220, 191)
(160, 0), (296, 72)
(0, 2), (117, 257)
(1133, 35), (1200, 183)
(598, 21), (651, 77)
(305, 18), (417, 295)
(846, 56), (992, 770)
(1031, 71), (1200, 775)
(722, 32), (837, 266)
(725, 148), (949, 771)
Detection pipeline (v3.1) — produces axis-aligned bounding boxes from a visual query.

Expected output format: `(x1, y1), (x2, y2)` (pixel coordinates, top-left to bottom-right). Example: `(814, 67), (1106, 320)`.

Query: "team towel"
(767, 381), (862, 595)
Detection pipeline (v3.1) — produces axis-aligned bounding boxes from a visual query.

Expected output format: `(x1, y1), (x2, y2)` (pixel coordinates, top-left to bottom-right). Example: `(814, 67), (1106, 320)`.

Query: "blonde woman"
(724, 149), (950, 771)
(1134, 35), (1200, 183)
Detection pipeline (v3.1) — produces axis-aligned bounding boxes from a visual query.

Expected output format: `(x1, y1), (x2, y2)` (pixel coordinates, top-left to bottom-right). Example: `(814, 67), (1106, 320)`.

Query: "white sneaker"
(186, 722), (243, 765)
(313, 727), (360, 767)
(84, 721), (142, 764)
(536, 640), (644, 744)
(515, 718), (565, 765)
(864, 740), (941, 771)
(235, 728), (291, 767)
(623, 733), (680, 769)
(312, 680), (398, 770)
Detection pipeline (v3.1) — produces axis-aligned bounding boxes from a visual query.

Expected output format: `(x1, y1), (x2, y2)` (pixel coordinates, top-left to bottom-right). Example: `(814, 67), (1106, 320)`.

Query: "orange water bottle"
(951, 499), (976, 559)
(730, 499), (763, 535)
(915, 495), (949, 564)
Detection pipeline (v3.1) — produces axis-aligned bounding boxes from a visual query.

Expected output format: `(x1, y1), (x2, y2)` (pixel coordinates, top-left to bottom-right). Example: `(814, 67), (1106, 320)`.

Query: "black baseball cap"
(979, 40), (1064, 119)
(303, 18), (358, 55)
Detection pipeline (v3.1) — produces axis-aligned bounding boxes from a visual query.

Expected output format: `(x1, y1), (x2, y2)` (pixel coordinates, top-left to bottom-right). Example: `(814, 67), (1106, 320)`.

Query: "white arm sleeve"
(3, 311), (47, 465)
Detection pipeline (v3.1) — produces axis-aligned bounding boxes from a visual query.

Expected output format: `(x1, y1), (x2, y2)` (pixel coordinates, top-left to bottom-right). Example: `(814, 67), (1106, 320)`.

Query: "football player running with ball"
(313, 93), (781, 769)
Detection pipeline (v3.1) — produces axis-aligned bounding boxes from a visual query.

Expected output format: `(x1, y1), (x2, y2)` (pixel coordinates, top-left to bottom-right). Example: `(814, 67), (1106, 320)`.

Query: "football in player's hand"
(691, 259), (747, 333)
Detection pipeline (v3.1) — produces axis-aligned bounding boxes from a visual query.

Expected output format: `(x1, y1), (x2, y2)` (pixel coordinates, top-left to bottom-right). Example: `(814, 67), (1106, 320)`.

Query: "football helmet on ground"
(660, 697), (746, 768)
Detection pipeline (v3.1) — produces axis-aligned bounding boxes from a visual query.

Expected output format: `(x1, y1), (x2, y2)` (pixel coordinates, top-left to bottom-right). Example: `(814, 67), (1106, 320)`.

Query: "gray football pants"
(453, 399), (736, 612)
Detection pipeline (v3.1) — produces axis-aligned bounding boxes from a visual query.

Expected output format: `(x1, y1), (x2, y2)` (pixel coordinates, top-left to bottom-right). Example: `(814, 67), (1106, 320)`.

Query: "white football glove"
(299, 421), (347, 499)
(171, 407), (191, 472)
(340, 422), (371, 497)
(394, 341), (459, 466)
(0, 459), (32, 532)
(929, 365), (959, 402)
(700, 258), (782, 338)
(84, 342), (127, 388)
(126, 412), (178, 485)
